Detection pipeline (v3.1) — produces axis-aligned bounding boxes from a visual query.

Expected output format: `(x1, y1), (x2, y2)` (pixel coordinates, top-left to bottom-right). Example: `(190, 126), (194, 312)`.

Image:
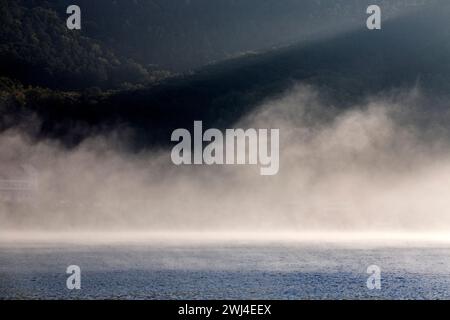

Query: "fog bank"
(2, 85), (450, 232)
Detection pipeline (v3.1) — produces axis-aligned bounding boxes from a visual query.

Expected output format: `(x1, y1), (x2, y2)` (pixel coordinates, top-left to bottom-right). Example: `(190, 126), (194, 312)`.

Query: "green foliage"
(0, 0), (170, 90)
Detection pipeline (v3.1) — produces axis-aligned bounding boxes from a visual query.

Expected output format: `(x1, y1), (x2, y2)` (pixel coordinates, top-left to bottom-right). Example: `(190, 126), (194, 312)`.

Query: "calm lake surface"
(1, 242), (450, 299)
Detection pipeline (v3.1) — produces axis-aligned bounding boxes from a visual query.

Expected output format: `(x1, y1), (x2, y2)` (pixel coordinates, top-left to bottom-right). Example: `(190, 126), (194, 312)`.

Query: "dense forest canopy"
(0, 0), (171, 90)
(27, 0), (432, 72)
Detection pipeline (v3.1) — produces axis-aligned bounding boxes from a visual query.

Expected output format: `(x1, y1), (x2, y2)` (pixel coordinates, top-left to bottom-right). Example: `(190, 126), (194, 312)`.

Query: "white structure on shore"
(0, 164), (38, 203)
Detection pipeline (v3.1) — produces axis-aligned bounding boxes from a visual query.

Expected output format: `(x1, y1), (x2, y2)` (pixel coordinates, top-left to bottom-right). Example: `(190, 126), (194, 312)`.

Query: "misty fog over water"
(2, 0), (450, 240)
(3, 0), (450, 302)
(2, 85), (450, 236)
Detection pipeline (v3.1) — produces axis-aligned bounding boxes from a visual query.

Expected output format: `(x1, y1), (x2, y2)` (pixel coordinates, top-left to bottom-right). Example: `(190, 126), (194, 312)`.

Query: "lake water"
(1, 239), (450, 299)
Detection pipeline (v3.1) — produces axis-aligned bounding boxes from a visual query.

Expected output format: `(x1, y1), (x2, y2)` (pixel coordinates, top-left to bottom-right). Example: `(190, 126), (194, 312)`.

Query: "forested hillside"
(0, 0), (170, 90)
(1, 0), (449, 149)
(35, 0), (427, 71)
